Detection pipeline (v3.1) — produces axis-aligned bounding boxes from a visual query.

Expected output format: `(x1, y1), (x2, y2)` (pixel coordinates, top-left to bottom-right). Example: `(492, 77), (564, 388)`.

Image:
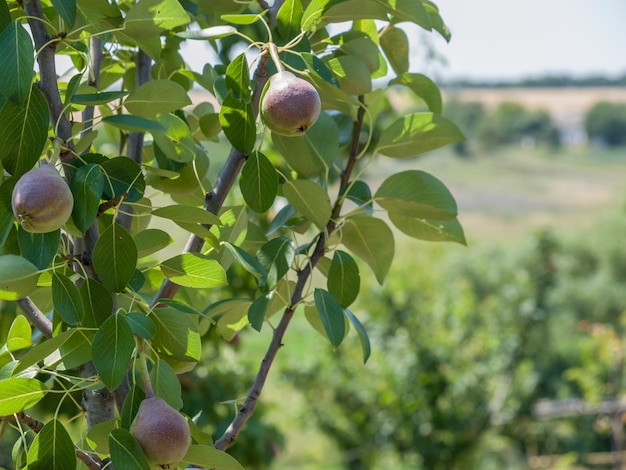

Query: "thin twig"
(15, 297), (53, 339)
(214, 96), (367, 450)
(81, 37), (104, 141)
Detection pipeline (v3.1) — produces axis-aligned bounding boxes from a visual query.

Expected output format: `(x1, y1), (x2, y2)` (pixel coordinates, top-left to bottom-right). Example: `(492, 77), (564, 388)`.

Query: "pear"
(11, 165), (74, 233)
(130, 395), (191, 468)
(261, 71), (321, 136)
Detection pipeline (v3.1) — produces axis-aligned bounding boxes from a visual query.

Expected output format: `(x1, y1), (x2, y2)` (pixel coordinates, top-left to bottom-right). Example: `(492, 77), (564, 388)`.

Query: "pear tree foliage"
(0, 0), (465, 467)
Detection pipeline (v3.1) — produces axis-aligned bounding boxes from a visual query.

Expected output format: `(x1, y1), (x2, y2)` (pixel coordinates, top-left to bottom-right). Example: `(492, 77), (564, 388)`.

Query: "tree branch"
(24, 0), (75, 161)
(15, 297), (53, 339)
(214, 96), (367, 450)
(150, 53), (272, 307)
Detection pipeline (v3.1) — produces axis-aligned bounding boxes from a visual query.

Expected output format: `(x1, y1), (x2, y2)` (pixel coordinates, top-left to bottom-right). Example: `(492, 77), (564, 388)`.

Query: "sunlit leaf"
(389, 212), (467, 245)
(0, 254), (40, 301)
(375, 170), (458, 219)
(283, 179), (332, 230)
(125, 80), (191, 117)
(0, 377), (47, 414)
(219, 94), (256, 154)
(341, 217), (394, 284)
(390, 73), (442, 114)
(160, 253), (227, 288)
(375, 113), (465, 158)
(151, 308), (201, 361)
(181, 445), (244, 470)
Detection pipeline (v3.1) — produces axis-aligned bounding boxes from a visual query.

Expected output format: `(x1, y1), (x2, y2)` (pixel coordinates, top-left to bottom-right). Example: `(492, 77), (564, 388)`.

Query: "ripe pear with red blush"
(130, 392), (191, 468)
(11, 164), (74, 233)
(261, 70), (321, 136)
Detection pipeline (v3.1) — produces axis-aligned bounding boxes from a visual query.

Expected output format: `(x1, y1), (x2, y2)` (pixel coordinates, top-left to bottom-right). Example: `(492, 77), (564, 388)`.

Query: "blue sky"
(427, 0), (626, 80)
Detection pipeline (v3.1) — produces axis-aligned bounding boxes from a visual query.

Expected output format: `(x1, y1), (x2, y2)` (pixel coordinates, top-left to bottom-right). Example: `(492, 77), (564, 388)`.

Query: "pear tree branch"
(214, 97), (368, 450)
(15, 297), (53, 339)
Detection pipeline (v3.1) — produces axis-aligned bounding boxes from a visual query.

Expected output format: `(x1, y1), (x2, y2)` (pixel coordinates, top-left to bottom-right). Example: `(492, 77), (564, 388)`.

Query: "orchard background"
(1, 0), (626, 469)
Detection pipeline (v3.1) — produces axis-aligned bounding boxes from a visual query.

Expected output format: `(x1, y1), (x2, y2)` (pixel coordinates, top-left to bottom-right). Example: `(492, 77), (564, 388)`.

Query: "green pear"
(11, 165), (74, 233)
(261, 71), (321, 136)
(130, 396), (191, 468)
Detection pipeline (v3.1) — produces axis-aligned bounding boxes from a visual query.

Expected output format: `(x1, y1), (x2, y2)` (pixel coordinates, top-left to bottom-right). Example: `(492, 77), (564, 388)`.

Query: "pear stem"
(267, 42), (284, 72)
(137, 338), (155, 398)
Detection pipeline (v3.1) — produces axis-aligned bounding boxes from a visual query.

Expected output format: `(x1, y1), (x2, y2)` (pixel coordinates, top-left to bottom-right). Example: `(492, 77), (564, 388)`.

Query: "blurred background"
(183, 2), (626, 469)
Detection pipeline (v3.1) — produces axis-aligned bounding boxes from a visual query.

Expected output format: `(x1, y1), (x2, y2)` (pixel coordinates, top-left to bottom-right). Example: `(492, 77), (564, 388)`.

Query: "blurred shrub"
(284, 209), (626, 468)
(585, 102), (626, 146)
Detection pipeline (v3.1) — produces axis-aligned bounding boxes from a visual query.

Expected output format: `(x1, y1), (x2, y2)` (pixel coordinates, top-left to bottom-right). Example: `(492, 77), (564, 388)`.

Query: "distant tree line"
(444, 73), (626, 89)
(443, 99), (626, 154)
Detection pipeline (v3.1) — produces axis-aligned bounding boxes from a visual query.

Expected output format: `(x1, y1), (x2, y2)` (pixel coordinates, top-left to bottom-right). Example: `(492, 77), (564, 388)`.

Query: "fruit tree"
(0, 0), (465, 468)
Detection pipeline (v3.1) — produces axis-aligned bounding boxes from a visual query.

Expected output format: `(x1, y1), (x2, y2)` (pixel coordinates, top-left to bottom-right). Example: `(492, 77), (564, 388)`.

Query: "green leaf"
(14, 329), (76, 375)
(121, 385), (145, 430)
(375, 170), (458, 219)
(71, 163), (104, 232)
(152, 113), (197, 163)
(222, 242), (267, 286)
(424, 0), (451, 42)
(102, 114), (165, 133)
(51, 0), (77, 27)
(343, 180), (373, 212)
(0, 22), (34, 105)
(221, 13), (264, 25)
(151, 308), (201, 361)
(375, 113), (465, 158)
(160, 253), (227, 288)
(126, 312), (156, 340)
(283, 180), (332, 230)
(313, 288), (346, 349)
(79, 278), (113, 328)
(374, 0), (431, 29)
(0, 86), (50, 177)
(277, 0), (304, 42)
(0, 254), (40, 301)
(0, 377), (47, 414)
(7, 315), (32, 352)
(125, 80), (191, 117)
(92, 223), (138, 292)
(389, 212), (467, 245)
(340, 36), (381, 74)
(327, 55), (372, 95)
(0, 176), (16, 245)
(380, 25), (409, 75)
(256, 237), (295, 289)
(224, 53), (251, 101)
(344, 309), (371, 363)
(240, 152), (278, 213)
(327, 250), (360, 307)
(101, 157), (145, 203)
(92, 313), (135, 390)
(182, 445), (244, 470)
(27, 419), (76, 470)
(124, 0), (190, 38)
(302, 0), (388, 29)
(149, 359), (182, 409)
(390, 73), (442, 114)
(219, 94), (256, 154)
(109, 428), (151, 470)
(135, 228), (174, 258)
(247, 291), (272, 332)
(17, 227), (59, 270)
(71, 90), (128, 105)
(52, 272), (84, 325)
(0, 1), (10, 33)
(152, 205), (221, 226)
(341, 217), (394, 284)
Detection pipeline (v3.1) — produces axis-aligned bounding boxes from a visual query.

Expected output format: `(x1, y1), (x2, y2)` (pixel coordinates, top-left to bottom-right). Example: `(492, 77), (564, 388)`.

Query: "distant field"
(444, 87), (626, 116)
